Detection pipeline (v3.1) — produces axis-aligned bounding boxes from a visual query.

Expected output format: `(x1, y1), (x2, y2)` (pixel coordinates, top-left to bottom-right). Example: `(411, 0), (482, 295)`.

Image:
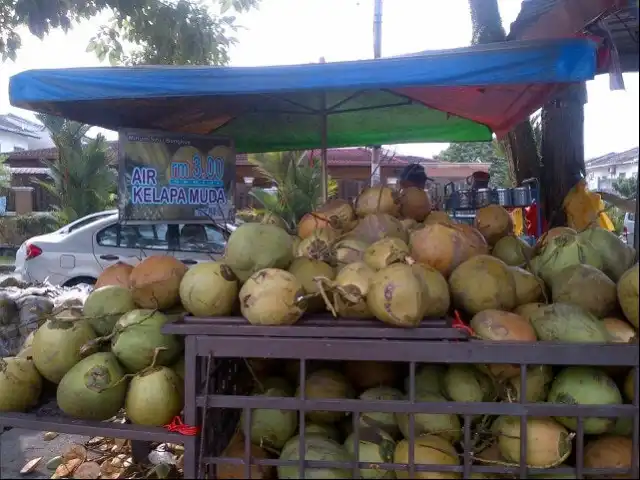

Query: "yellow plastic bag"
(563, 179), (615, 232)
(511, 208), (524, 236)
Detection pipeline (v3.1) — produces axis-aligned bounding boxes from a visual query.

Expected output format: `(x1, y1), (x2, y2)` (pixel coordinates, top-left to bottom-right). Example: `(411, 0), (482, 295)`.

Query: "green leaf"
(220, 0), (234, 13)
(86, 39), (97, 53)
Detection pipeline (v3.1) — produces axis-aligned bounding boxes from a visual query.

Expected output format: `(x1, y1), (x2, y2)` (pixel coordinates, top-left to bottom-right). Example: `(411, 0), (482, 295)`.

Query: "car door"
(172, 223), (227, 267)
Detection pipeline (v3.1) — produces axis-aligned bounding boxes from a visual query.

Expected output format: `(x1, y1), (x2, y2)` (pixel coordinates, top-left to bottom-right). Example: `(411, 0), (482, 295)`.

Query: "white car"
(14, 211), (236, 287)
(623, 212), (635, 248)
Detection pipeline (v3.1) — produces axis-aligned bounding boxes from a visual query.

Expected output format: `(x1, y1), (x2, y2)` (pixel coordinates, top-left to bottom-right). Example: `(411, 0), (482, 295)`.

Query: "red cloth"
(524, 202), (548, 237)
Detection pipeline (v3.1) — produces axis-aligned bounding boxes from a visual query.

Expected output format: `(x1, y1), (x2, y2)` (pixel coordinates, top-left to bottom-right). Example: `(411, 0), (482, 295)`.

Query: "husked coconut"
(398, 186), (432, 222)
(492, 236), (533, 266)
(363, 237), (410, 271)
(617, 263), (639, 329)
(332, 262), (375, 318)
(474, 205), (514, 246)
(449, 255), (517, 315)
(95, 262), (134, 289)
(355, 186), (400, 218)
(179, 262), (238, 317)
(129, 256), (187, 310)
(550, 264), (617, 318)
(367, 263), (424, 327)
(509, 266), (545, 306)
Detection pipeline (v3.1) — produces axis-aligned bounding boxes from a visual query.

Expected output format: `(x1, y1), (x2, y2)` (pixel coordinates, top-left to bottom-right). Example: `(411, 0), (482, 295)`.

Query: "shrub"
(0, 213), (59, 246)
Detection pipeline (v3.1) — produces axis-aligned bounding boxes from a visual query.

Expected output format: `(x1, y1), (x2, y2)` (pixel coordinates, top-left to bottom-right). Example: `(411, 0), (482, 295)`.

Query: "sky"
(0, 0), (638, 159)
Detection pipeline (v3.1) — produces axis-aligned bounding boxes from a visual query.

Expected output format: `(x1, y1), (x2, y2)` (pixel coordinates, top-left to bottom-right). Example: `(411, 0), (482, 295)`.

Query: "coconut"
(584, 435), (632, 479)
(95, 262), (134, 289)
(513, 302), (546, 322)
(225, 223), (294, 282)
(549, 264), (617, 318)
(509, 266), (545, 306)
(299, 369), (355, 424)
(405, 364), (447, 396)
(344, 428), (396, 479)
(82, 286), (136, 336)
(578, 227), (636, 282)
(396, 391), (461, 442)
(332, 238), (368, 270)
(278, 435), (352, 479)
(492, 416), (572, 468)
(256, 376), (294, 396)
(609, 416), (633, 437)
(393, 434), (460, 480)
(474, 205), (514, 246)
(534, 234), (603, 285)
(172, 357), (185, 381)
(179, 262), (238, 317)
(349, 214), (407, 246)
(443, 365), (494, 403)
(0, 356), (42, 412)
(617, 263), (639, 329)
(398, 186), (432, 222)
(449, 255), (517, 315)
(239, 268), (306, 325)
(453, 224), (490, 256)
(291, 235), (302, 257)
(547, 366), (622, 434)
(56, 352), (127, 420)
(623, 369), (634, 403)
(409, 223), (482, 278)
(344, 361), (398, 391)
(536, 227), (577, 250)
(492, 236), (533, 266)
(296, 227), (339, 263)
(297, 213), (334, 240)
(288, 257), (336, 312)
(111, 309), (182, 373)
(358, 386), (404, 437)
(602, 317), (637, 343)
(529, 303), (611, 343)
(356, 186), (400, 218)
(304, 423), (342, 442)
(260, 212), (289, 230)
(242, 387), (297, 449)
(400, 218), (419, 231)
(411, 263), (451, 318)
(505, 365), (553, 402)
(129, 256), (187, 310)
(470, 310), (537, 379)
(363, 237), (410, 271)
(332, 262), (375, 318)
(424, 211), (455, 225)
(367, 263), (424, 327)
(217, 434), (273, 480)
(125, 366), (183, 426)
(18, 331), (36, 359)
(32, 310), (97, 384)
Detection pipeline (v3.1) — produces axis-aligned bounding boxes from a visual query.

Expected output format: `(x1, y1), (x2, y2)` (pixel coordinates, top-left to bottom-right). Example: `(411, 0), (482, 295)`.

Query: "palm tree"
(239, 150), (338, 230)
(35, 114), (116, 225)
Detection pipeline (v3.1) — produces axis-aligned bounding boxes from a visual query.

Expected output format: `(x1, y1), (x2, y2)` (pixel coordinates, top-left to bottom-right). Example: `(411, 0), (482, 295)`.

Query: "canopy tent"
(9, 38), (597, 154)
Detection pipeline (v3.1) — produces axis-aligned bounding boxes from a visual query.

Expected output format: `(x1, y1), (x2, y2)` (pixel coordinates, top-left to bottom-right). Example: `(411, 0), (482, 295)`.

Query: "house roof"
(585, 146), (639, 169)
(0, 113), (46, 139)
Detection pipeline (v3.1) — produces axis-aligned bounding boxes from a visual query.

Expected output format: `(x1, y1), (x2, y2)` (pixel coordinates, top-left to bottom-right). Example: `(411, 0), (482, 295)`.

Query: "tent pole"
(635, 187), (639, 261)
(319, 57), (328, 204)
(371, 0), (383, 187)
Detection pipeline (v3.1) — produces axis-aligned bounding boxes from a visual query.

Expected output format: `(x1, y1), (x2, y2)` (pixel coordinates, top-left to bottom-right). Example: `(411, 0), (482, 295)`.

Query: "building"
(0, 113), (54, 153)
(3, 144), (489, 215)
(585, 147), (639, 193)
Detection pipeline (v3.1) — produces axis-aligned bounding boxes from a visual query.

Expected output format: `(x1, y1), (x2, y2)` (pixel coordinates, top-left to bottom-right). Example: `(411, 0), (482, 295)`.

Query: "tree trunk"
(467, 0), (541, 186)
(540, 82), (588, 226)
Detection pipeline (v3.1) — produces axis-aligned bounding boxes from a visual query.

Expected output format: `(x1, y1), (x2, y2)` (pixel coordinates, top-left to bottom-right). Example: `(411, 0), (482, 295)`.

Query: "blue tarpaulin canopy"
(9, 38), (597, 153)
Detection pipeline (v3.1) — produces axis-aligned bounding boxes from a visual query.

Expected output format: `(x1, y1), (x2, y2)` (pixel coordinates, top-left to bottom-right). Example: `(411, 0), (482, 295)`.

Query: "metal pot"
(511, 186), (532, 207)
(474, 188), (493, 208)
(496, 188), (513, 206)
(458, 189), (473, 209)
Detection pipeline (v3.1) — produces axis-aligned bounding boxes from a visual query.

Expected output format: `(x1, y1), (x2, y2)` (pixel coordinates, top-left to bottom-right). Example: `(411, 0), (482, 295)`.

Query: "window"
(13, 146), (25, 152)
(178, 223), (226, 254)
(618, 172), (626, 179)
(96, 223), (170, 250)
(67, 213), (115, 233)
(96, 224), (119, 247)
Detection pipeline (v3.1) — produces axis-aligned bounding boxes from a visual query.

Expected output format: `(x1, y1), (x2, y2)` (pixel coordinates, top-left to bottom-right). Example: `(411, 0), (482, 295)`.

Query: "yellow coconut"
(411, 263), (451, 318)
(332, 261), (375, 318)
(398, 186), (432, 222)
(509, 266), (545, 306)
(95, 262), (134, 289)
(602, 317), (637, 343)
(474, 205), (514, 246)
(356, 186), (400, 218)
(617, 263), (639, 329)
(584, 435), (633, 479)
(363, 237), (410, 271)
(424, 211), (455, 225)
(129, 256), (187, 310)
(394, 434), (461, 480)
(299, 369), (355, 424)
(513, 302), (547, 322)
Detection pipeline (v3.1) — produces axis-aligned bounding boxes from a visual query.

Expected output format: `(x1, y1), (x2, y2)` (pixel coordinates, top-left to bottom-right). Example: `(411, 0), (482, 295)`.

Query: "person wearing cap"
(398, 163), (432, 190)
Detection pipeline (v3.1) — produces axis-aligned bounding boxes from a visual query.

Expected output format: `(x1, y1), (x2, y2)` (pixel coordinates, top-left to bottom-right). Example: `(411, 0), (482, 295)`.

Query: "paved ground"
(0, 429), (88, 479)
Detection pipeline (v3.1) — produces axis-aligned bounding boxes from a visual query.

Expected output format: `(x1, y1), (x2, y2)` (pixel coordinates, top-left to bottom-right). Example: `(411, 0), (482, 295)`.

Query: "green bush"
(0, 213), (59, 246)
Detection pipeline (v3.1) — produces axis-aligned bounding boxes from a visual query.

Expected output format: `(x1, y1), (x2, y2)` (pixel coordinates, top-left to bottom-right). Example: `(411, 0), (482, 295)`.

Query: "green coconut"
(31, 309), (97, 384)
(303, 423), (342, 443)
(242, 387), (297, 449)
(171, 357), (185, 382)
(288, 257), (336, 312)
(534, 233), (603, 285)
(509, 266), (545, 306)
(344, 428), (396, 479)
(405, 364), (447, 396)
(257, 376), (295, 396)
(299, 369), (355, 424)
(578, 227), (636, 281)
(396, 391), (461, 442)
(513, 302), (547, 322)
(492, 235), (533, 266)
(549, 264), (618, 318)
(278, 435), (353, 479)
(17, 331), (37, 359)
(332, 238), (369, 271)
(332, 262), (375, 319)
(56, 352), (127, 420)
(224, 223), (294, 282)
(529, 303), (611, 343)
(617, 263), (639, 329)
(624, 368), (634, 403)
(178, 262), (238, 317)
(443, 365), (495, 403)
(547, 366), (622, 434)
(363, 237), (410, 271)
(502, 365), (553, 403)
(367, 263), (424, 327)
(111, 309), (182, 373)
(608, 416), (633, 437)
(0, 356), (42, 412)
(83, 285), (136, 335)
(359, 386), (404, 438)
(125, 366), (183, 426)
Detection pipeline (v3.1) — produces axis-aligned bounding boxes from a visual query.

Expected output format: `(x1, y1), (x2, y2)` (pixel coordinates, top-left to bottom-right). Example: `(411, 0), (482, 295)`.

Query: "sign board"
(118, 129), (235, 224)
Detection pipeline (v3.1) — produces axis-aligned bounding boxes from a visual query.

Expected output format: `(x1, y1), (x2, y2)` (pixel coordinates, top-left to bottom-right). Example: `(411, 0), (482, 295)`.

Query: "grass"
(0, 255), (15, 265)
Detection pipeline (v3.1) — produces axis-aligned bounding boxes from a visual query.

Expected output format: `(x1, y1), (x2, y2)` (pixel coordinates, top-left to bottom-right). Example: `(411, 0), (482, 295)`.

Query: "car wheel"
(63, 276), (97, 288)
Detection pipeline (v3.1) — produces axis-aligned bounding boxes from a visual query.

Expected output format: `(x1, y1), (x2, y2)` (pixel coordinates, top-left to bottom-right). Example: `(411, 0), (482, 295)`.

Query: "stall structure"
(3, 37), (638, 480)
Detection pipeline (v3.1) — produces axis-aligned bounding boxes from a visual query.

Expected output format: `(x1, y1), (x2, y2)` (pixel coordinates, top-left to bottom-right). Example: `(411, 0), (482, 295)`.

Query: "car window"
(178, 224), (226, 254)
(96, 224), (119, 247)
(96, 224), (170, 250)
(66, 213), (114, 233)
(627, 213), (635, 222)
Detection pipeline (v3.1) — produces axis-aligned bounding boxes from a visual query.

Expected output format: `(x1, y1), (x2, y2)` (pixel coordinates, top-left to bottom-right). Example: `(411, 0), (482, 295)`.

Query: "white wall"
(586, 162), (639, 191)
